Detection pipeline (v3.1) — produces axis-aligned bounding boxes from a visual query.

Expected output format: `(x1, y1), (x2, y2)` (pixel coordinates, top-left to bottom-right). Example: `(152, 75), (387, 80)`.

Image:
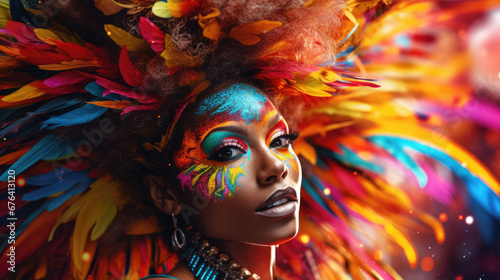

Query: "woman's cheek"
(275, 148), (300, 173)
(177, 152), (251, 202)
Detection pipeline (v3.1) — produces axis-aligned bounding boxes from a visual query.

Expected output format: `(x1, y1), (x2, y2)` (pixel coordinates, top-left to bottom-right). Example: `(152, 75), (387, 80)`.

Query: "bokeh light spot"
(465, 215), (474, 225)
(300, 234), (310, 244)
(420, 256), (434, 272)
(373, 250), (383, 261)
(439, 212), (448, 222)
(82, 252), (91, 262)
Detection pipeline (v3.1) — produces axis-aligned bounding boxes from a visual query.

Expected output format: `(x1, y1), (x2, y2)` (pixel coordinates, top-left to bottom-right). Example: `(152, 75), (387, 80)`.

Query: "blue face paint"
(194, 84), (269, 125)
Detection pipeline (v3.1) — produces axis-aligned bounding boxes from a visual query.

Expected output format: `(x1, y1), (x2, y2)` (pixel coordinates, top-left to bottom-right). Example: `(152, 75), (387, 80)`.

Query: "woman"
(1, 0), (500, 279)
(143, 82), (302, 280)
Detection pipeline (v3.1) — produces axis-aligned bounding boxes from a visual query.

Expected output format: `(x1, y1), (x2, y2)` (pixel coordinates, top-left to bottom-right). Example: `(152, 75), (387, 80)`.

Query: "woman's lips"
(255, 186), (298, 218)
(255, 201), (298, 218)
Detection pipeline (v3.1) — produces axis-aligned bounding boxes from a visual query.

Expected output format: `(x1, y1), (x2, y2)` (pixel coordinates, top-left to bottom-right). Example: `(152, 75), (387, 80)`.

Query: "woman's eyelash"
(279, 132), (299, 142)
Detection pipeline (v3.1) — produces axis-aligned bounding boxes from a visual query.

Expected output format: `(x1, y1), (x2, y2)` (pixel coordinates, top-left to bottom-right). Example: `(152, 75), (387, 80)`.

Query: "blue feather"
(26, 167), (73, 186)
(85, 82), (124, 100)
(0, 134), (73, 181)
(368, 135), (500, 244)
(22, 170), (90, 201)
(40, 102), (108, 129)
(369, 136), (427, 187)
(47, 177), (94, 211)
(335, 45), (358, 59)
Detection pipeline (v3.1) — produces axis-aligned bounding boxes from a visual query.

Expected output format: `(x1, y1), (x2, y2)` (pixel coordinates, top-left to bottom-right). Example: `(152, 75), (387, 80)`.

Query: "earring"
(171, 212), (186, 250)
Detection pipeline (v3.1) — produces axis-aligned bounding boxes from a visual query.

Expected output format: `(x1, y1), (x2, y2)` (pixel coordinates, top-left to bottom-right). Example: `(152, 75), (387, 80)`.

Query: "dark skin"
(145, 84), (302, 280)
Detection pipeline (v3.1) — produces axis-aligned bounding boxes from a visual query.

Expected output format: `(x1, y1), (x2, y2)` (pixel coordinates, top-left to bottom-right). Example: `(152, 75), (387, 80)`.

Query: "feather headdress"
(1, 0), (500, 279)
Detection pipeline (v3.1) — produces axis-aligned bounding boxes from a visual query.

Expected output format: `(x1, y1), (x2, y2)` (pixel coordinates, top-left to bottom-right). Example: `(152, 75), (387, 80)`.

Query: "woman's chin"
(247, 215), (300, 246)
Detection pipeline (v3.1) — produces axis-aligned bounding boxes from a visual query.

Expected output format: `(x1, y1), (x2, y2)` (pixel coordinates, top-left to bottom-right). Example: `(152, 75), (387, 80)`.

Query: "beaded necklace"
(180, 226), (263, 280)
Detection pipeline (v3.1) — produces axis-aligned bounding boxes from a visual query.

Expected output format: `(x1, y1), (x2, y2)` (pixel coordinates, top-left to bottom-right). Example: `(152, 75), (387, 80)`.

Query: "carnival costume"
(1, 0), (500, 279)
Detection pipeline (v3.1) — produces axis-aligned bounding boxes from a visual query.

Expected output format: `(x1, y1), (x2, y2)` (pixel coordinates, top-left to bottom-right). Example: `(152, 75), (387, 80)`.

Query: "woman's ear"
(144, 173), (182, 215)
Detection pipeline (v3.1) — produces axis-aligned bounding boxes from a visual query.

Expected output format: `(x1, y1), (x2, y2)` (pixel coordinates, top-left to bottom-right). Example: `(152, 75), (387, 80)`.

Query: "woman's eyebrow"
(267, 113), (282, 129)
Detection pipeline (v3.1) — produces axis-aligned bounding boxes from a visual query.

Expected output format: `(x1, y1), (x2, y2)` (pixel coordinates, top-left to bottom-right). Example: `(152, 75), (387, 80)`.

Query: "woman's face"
(173, 83), (302, 245)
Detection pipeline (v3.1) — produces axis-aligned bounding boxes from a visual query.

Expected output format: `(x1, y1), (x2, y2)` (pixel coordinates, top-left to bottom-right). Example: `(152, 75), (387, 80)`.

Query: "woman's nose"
(257, 149), (288, 186)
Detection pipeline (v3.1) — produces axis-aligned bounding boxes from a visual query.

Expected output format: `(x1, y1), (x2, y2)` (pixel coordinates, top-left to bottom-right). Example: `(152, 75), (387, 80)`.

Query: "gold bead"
(240, 268), (251, 279)
(209, 246), (218, 256)
(201, 240), (210, 248)
(219, 253), (230, 262)
(251, 273), (261, 280)
(229, 261), (240, 270)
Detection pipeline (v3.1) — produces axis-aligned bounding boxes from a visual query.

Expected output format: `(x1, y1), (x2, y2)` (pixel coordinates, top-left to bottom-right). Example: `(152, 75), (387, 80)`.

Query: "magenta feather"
(139, 17), (165, 53)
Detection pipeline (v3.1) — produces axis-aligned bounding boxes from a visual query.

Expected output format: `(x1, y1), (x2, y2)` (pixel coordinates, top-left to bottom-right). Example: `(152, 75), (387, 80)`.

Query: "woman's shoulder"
(139, 261), (195, 280)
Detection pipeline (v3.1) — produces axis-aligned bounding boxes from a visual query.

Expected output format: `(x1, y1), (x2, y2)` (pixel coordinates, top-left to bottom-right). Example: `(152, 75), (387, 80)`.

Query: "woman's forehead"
(193, 83), (276, 125)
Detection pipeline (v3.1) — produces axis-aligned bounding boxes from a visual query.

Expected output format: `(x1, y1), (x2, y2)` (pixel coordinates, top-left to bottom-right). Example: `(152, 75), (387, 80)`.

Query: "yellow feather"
(1, 84), (46, 102)
(111, 0), (135, 9)
(290, 76), (333, 97)
(344, 9), (358, 24)
(336, 101), (373, 112)
(104, 24), (149, 52)
(72, 179), (119, 271)
(161, 34), (201, 68)
(34, 28), (81, 44)
(167, 0), (183, 18)
(152, 1), (172, 18)
(86, 100), (133, 109)
(0, 3), (11, 28)
(90, 203), (117, 240)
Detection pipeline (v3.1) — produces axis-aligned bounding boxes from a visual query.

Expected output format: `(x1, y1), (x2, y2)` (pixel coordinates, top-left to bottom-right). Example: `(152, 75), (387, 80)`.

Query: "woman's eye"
(210, 146), (245, 162)
(270, 137), (291, 148)
(269, 133), (299, 148)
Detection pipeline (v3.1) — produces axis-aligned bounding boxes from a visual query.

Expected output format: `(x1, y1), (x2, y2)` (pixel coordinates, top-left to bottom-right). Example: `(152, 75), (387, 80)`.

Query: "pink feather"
(139, 17), (165, 53)
(43, 71), (90, 87)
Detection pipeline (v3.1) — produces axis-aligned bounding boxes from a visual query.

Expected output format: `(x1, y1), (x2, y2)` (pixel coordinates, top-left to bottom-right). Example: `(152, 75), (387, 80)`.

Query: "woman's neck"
(212, 239), (276, 280)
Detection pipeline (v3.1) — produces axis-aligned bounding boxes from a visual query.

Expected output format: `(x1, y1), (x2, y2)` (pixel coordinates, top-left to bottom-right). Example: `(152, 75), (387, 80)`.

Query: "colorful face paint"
(173, 83), (298, 202)
(194, 83), (271, 125)
(267, 119), (300, 173)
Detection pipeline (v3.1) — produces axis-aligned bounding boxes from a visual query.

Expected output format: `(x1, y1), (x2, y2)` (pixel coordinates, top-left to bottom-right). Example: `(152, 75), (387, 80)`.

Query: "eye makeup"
(266, 118), (289, 143)
(201, 131), (248, 161)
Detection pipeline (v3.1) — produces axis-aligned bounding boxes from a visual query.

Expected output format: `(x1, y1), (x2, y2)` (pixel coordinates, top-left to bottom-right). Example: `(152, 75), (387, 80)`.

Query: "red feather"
(119, 46), (143, 87)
